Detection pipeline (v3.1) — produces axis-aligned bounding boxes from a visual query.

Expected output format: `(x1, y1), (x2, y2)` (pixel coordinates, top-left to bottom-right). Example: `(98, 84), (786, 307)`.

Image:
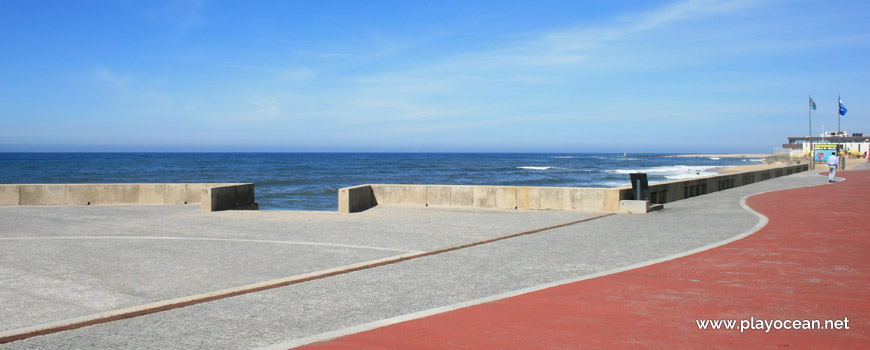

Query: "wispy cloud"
(507, 0), (759, 66)
(318, 53), (349, 59)
(93, 68), (132, 87)
(139, 0), (209, 32)
(23, 0), (863, 152)
(241, 97), (282, 121)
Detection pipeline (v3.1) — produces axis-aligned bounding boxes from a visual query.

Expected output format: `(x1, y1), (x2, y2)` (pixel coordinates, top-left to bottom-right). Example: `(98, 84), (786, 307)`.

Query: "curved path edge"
(282, 170), (868, 349)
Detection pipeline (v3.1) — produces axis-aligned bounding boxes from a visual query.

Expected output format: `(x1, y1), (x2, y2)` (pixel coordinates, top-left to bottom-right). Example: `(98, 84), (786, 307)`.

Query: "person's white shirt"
(828, 154), (840, 167)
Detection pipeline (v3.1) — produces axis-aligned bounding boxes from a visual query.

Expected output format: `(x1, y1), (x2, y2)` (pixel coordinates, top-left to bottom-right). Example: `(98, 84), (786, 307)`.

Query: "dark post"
(629, 173), (649, 201)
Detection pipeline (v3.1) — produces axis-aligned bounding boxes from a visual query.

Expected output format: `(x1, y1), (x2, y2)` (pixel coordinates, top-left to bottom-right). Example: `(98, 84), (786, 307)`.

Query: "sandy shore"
(716, 163), (778, 174)
(671, 153), (771, 158)
(715, 157), (866, 174)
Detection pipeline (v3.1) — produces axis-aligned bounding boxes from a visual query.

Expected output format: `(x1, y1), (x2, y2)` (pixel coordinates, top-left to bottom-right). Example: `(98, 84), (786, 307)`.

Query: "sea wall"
(617, 164), (808, 204)
(338, 184), (622, 214)
(0, 183), (257, 212)
(337, 164), (809, 213)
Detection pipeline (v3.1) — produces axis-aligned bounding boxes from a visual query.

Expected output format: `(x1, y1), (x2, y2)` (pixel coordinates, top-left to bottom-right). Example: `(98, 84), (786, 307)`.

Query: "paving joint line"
(0, 213), (614, 344)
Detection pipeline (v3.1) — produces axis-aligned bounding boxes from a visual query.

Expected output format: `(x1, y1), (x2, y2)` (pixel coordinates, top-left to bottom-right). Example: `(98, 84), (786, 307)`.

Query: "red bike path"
(299, 169), (870, 349)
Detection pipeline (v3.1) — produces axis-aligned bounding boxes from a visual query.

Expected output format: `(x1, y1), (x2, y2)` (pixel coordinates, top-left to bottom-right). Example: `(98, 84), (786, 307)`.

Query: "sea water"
(0, 153), (763, 211)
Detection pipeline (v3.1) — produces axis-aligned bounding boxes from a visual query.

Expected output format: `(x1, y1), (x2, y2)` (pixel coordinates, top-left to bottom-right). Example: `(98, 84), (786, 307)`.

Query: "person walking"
(827, 151), (839, 182)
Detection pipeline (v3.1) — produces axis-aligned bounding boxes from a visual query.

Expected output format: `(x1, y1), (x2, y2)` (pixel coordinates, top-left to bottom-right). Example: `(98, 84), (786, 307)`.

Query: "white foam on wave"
(600, 181), (631, 188)
(552, 156), (573, 159)
(606, 165), (718, 179)
(709, 157), (720, 160)
(749, 158), (763, 162)
(663, 170), (718, 180)
(518, 166), (552, 170)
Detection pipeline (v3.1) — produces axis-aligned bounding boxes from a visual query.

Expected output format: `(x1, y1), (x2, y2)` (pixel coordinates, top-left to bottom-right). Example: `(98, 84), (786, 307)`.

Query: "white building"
(783, 132), (870, 158)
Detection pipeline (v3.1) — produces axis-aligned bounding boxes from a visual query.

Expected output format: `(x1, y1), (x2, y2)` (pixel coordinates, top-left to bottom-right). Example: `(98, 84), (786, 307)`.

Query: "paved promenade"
(296, 164), (870, 349)
(1, 165), (867, 348)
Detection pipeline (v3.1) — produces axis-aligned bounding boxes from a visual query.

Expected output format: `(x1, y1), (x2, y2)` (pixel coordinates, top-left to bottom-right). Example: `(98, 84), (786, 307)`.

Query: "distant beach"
(670, 153), (771, 158)
(674, 153), (774, 174)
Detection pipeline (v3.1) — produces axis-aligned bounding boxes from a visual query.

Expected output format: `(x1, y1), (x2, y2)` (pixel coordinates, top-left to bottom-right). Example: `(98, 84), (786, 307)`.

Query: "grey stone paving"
(0, 202), (597, 331)
(0, 170), (832, 349)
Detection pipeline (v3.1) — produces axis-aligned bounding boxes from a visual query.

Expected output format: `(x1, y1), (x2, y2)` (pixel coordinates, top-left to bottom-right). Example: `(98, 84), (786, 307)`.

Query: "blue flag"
(809, 97), (816, 110)
(839, 96), (847, 116)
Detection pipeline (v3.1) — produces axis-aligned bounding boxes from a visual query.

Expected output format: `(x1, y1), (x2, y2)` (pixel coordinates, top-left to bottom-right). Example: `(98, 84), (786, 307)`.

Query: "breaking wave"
(606, 165), (718, 180)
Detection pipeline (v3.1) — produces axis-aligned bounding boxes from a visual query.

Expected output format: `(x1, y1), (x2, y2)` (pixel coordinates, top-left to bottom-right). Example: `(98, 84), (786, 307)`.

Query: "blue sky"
(1, 0), (867, 153)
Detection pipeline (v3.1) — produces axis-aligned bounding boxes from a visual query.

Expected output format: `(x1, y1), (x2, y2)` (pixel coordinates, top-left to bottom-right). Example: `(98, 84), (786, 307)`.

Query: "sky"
(0, 0), (868, 153)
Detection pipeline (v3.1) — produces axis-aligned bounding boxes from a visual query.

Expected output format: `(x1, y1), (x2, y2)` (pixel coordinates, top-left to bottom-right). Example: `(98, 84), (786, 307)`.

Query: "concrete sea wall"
(0, 164), (808, 213)
(338, 164), (809, 213)
(619, 164), (808, 204)
(0, 183), (257, 212)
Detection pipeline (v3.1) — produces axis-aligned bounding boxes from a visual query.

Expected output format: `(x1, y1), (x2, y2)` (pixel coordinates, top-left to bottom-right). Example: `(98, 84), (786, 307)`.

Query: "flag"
(839, 96), (847, 116)
(809, 97), (816, 110)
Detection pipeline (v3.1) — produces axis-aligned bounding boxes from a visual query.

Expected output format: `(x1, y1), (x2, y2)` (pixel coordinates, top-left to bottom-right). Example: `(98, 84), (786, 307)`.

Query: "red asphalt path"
(300, 169), (870, 349)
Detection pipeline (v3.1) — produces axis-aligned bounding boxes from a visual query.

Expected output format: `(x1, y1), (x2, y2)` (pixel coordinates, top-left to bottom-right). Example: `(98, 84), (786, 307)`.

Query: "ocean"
(0, 153), (763, 211)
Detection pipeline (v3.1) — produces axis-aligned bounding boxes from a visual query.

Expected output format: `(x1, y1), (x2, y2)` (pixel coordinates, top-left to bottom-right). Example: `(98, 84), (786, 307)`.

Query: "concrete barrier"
(614, 164), (809, 204)
(0, 183), (257, 212)
(202, 184), (258, 211)
(337, 164), (808, 214)
(337, 184), (623, 213)
(0, 185), (19, 206)
(20, 184), (68, 205)
(338, 185), (378, 213)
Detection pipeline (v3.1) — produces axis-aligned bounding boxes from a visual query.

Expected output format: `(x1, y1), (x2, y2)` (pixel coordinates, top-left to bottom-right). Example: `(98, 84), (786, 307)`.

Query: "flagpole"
(808, 94), (812, 137)
(838, 91), (841, 134)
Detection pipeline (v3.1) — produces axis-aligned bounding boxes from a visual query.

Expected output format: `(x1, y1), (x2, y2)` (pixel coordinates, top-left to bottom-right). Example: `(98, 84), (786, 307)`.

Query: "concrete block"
(371, 185), (387, 203)
(472, 187), (497, 208)
(579, 188), (603, 212)
(404, 186), (427, 206)
(516, 187), (539, 210)
(664, 184), (679, 203)
(115, 184), (140, 204)
(0, 185), (19, 206)
(450, 186), (473, 207)
(562, 187), (580, 210)
(602, 189), (621, 212)
(563, 188), (583, 211)
(619, 200), (649, 213)
(704, 179), (716, 194)
(375, 185), (404, 205)
(369, 185), (426, 207)
(203, 183), (257, 212)
(201, 188), (211, 211)
(185, 184), (204, 204)
(164, 184), (188, 204)
(338, 185), (376, 213)
(426, 186), (452, 207)
(66, 184), (100, 205)
(68, 184), (140, 205)
(673, 182), (686, 200)
(538, 187), (563, 210)
(494, 187), (517, 210)
(19, 184), (67, 205)
(138, 184), (166, 204)
(619, 200), (664, 214)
